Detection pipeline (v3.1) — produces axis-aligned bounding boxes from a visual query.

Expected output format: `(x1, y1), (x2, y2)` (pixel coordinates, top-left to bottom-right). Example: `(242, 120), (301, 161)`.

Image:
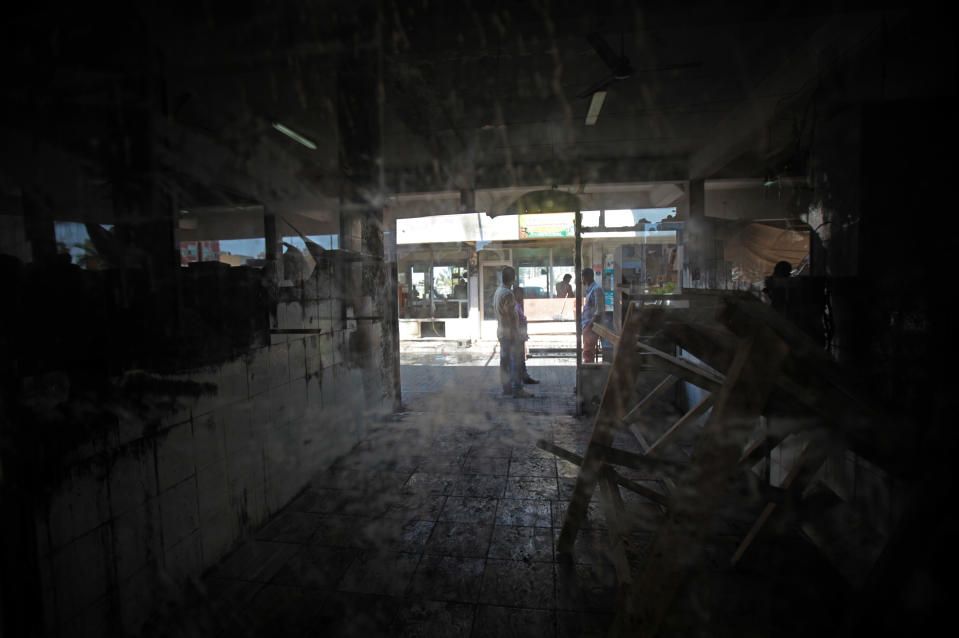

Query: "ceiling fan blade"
(637, 60), (703, 74)
(576, 74), (617, 99)
(585, 91), (607, 126)
(586, 32), (624, 72)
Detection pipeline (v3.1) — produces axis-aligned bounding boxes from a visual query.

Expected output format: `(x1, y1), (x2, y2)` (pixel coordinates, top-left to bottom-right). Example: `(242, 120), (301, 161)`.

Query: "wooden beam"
(730, 439), (824, 566)
(645, 392), (715, 457)
(629, 425), (653, 454)
(591, 321), (620, 346)
(730, 502), (778, 567)
(599, 472), (634, 586)
(615, 318), (789, 637)
(593, 444), (685, 472)
(638, 343), (724, 392)
(719, 294), (880, 453)
(623, 375), (678, 424)
(536, 440), (670, 507)
(558, 301), (650, 555)
(613, 474), (670, 507)
(660, 320), (737, 374)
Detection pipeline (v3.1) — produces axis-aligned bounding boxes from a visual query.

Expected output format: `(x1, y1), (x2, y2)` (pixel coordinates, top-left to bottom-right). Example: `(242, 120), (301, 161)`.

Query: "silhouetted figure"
(283, 218), (325, 277)
(281, 242), (309, 282)
(763, 260), (792, 314)
(761, 260), (827, 346)
(452, 277), (467, 298)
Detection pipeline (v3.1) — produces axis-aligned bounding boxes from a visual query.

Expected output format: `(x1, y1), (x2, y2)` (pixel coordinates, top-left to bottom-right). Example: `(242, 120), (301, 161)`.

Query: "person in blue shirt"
(580, 267), (604, 363)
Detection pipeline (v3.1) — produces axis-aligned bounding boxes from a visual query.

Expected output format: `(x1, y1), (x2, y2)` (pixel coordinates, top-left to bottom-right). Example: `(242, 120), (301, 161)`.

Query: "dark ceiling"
(1, 0), (954, 222)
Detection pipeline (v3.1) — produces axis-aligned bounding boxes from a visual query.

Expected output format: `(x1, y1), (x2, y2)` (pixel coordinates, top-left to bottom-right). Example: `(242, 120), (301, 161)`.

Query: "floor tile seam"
(485, 553), (558, 565)
(403, 555), (489, 603)
(203, 575), (273, 597)
(472, 598), (560, 614)
(265, 578), (356, 594)
(507, 473), (560, 479)
(307, 540), (379, 552)
(253, 535), (326, 547)
(476, 567), (557, 612)
(334, 549), (422, 599)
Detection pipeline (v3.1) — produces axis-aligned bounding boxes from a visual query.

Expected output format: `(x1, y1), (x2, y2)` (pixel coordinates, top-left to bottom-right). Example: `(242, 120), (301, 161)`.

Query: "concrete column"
(263, 211), (281, 283)
(684, 179), (708, 288)
(336, 16), (400, 412)
(22, 188), (56, 264)
(460, 189), (475, 213)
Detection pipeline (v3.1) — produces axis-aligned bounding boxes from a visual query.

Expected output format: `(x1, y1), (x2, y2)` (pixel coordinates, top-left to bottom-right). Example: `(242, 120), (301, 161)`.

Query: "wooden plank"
(613, 317), (790, 638)
(635, 341), (725, 391)
(660, 320), (737, 374)
(536, 439), (670, 506)
(593, 444), (685, 472)
(624, 423), (679, 495)
(558, 301), (650, 555)
(732, 429), (835, 566)
(730, 502), (778, 566)
(719, 295), (877, 426)
(535, 439), (584, 467)
(613, 474), (670, 506)
(730, 439), (816, 566)
(629, 425), (653, 453)
(622, 375), (678, 424)
(591, 321), (620, 346)
(739, 434), (773, 470)
(645, 392), (715, 457)
(599, 472), (634, 585)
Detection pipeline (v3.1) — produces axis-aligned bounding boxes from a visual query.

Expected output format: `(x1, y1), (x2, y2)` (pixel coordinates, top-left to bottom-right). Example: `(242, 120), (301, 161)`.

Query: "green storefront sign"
(518, 212), (575, 238)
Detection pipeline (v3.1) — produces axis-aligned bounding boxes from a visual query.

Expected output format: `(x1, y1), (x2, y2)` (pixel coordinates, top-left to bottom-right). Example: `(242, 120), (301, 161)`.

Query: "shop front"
(396, 208), (680, 344)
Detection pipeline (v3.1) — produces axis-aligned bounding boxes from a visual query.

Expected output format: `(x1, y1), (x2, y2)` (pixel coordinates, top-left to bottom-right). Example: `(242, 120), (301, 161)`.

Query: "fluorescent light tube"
(585, 91), (607, 126)
(271, 121), (317, 150)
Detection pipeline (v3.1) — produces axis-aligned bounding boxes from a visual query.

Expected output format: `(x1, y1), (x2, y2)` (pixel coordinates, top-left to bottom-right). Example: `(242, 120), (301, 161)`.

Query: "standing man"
(493, 266), (533, 398)
(580, 267), (604, 363)
(555, 273), (574, 298)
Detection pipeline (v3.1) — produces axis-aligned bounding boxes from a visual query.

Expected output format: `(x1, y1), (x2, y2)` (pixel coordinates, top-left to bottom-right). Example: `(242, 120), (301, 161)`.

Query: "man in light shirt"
(580, 267), (604, 363)
(492, 266), (534, 398)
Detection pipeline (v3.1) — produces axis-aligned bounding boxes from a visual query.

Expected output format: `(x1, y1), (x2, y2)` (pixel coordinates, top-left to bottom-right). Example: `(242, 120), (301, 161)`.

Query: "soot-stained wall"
(3, 247), (392, 637)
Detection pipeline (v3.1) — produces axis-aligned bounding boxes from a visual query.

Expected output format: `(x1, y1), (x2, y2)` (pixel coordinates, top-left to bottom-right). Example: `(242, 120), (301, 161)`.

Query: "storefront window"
(407, 262), (430, 317)
(550, 245), (574, 298)
(398, 247), (469, 319)
(514, 247), (551, 299)
(431, 260), (468, 318)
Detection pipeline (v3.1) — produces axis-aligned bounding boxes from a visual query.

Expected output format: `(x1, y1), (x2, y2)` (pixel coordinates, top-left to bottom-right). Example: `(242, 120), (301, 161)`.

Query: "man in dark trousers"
(492, 266), (533, 398)
(514, 286), (539, 385)
(580, 267), (604, 363)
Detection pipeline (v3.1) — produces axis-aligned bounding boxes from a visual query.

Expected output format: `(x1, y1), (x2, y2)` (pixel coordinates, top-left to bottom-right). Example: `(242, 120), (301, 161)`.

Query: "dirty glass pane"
(481, 264), (503, 321)
(514, 247), (549, 299)
(54, 221), (96, 268)
(550, 244), (575, 298)
(219, 238), (267, 266)
(431, 260), (467, 318)
(406, 262), (430, 318)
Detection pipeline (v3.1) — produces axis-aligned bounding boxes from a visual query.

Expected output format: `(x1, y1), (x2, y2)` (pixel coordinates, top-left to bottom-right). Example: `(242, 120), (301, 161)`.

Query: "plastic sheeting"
(724, 222), (809, 285)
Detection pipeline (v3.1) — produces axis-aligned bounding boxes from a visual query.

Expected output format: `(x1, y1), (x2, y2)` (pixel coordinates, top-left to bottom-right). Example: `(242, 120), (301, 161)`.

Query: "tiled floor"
(149, 353), (851, 637)
(400, 353), (579, 416)
(151, 355), (653, 637)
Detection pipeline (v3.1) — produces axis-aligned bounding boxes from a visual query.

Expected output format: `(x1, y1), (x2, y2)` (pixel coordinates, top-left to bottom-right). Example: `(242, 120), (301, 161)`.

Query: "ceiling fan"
(577, 31), (702, 125)
(577, 31), (634, 125)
